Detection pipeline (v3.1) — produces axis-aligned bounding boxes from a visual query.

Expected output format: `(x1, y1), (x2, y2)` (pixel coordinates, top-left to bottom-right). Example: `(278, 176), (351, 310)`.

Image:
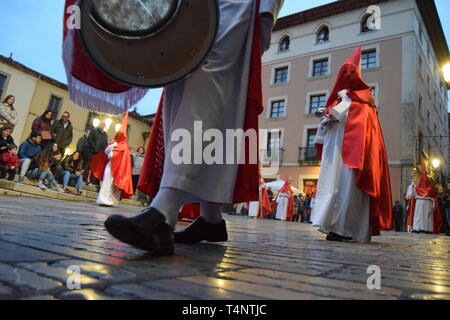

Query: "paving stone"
(59, 289), (127, 300)
(20, 295), (58, 300)
(53, 260), (136, 282)
(0, 262), (62, 291)
(105, 283), (193, 300)
(17, 262), (99, 287)
(0, 282), (13, 297)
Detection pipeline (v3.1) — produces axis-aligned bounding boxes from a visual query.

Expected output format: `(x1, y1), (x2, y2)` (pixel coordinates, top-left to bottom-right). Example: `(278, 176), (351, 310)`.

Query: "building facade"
(260, 0), (450, 202)
(0, 55), (152, 154)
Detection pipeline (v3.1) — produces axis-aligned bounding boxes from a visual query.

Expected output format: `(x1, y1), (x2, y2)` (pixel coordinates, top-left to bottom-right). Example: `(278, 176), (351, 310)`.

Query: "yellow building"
(0, 55), (153, 154)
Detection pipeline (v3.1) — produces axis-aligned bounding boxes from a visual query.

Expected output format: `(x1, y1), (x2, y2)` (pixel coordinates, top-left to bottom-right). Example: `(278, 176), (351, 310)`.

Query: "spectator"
(83, 121), (107, 188)
(0, 145), (19, 181)
(303, 194), (312, 223)
(26, 144), (64, 192)
(131, 146), (145, 194)
(51, 111), (73, 155)
(17, 132), (42, 183)
(0, 95), (18, 128)
(437, 186), (448, 234)
(392, 200), (404, 232)
(76, 130), (90, 168)
(0, 124), (15, 157)
(31, 110), (53, 145)
(293, 195), (303, 222)
(49, 142), (64, 183)
(61, 151), (84, 195)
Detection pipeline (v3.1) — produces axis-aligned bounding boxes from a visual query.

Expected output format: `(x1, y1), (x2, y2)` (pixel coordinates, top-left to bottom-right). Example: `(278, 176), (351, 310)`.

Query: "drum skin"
(79, 0), (219, 88)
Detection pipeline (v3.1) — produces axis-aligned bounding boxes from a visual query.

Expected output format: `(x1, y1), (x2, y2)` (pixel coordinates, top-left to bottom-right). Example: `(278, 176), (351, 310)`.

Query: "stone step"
(1, 178), (145, 207)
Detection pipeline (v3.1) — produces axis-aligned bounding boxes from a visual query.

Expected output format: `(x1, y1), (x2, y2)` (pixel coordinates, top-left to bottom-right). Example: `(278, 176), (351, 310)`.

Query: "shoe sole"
(105, 217), (174, 254)
(174, 234), (228, 244)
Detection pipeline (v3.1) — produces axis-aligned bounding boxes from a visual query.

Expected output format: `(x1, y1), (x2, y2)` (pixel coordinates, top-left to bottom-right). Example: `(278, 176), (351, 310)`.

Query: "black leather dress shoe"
(104, 207), (174, 254)
(174, 217), (228, 244)
(326, 232), (352, 242)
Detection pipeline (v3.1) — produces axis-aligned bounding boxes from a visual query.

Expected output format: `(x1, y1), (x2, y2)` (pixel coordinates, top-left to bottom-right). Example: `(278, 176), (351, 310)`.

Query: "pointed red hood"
(326, 46), (371, 111)
(279, 178), (292, 194)
(114, 112), (128, 143)
(415, 159), (435, 197)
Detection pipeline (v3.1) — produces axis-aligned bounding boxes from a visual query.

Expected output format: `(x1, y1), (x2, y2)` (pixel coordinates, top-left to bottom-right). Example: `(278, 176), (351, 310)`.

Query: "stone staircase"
(0, 178), (145, 207)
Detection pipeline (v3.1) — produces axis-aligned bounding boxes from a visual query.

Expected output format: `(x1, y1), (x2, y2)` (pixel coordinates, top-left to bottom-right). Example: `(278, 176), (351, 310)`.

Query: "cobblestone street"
(0, 196), (449, 300)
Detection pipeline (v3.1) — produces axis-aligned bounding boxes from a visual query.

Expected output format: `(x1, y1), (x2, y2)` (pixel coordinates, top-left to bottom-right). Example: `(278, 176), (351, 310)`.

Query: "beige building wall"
(0, 58), (151, 156)
(0, 63), (37, 142)
(260, 0), (449, 201)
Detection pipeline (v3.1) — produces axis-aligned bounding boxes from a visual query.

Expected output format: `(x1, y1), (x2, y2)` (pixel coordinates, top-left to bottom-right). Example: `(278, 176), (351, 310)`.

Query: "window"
(267, 131), (281, 157)
(418, 55), (422, 73)
(371, 86), (377, 103)
(303, 179), (318, 195)
(317, 26), (329, 44)
(309, 94), (326, 114)
(279, 36), (290, 52)
(418, 95), (423, 114)
(47, 95), (62, 120)
(418, 23), (423, 44)
(270, 100), (285, 119)
(274, 67), (289, 84)
(0, 73), (7, 100)
(361, 49), (377, 69)
(313, 59), (328, 77)
(85, 112), (97, 132)
(306, 129), (318, 148)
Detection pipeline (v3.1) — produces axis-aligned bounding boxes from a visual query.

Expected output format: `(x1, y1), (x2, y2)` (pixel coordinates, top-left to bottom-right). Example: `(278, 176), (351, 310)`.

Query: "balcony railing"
(260, 149), (284, 165)
(298, 147), (321, 165)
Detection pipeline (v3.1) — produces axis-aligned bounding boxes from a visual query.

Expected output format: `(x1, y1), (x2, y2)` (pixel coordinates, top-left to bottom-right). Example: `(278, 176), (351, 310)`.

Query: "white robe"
(97, 143), (121, 207)
(159, 0), (283, 204)
(406, 183), (435, 232)
(312, 90), (372, 242)
(275, 192), (289, 221)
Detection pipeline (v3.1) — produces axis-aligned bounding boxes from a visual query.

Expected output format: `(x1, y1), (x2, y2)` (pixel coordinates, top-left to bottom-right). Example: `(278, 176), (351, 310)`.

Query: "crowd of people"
(0, 94), (146, 199)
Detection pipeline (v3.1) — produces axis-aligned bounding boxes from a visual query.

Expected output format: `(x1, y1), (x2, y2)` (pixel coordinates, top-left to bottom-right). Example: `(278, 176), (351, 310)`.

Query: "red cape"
(91, 114), (134, 200)
(278, 179), (295, 222)
(407, 160), (441, 234)
(316, 46), (393, 236)
(138, 0), (263, 205)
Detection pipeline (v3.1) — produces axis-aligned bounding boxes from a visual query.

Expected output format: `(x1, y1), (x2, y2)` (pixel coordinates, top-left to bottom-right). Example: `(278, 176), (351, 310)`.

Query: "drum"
(79, 0), (219, 88)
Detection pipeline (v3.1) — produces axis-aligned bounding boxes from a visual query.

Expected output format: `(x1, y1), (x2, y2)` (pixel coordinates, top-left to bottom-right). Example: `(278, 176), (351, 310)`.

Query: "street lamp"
(92, 118), (100, 128)
(432, 159), (441, 169)
(444, 63), (450, 83)
(105, 118), (113, 131)
(115, 124), (122, 132)
(65, 147), (71, 156)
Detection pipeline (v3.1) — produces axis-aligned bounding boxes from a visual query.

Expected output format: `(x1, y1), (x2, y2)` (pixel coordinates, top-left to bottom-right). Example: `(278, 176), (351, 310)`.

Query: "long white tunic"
(159, 0), (283, 204)
(406, 183), (435, 232)
(97, 143), (121, 207)
(312, 90), (372, 242)
(275, 192), (289, 221)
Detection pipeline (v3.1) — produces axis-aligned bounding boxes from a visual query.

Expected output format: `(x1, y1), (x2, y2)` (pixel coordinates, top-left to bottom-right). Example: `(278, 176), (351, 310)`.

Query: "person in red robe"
(104, 1), (284, 254)
(91, 113), (134, 206)
(406, 159), (441, 234)
(275, 179), (295, 221)
(312, 46), (393, 242)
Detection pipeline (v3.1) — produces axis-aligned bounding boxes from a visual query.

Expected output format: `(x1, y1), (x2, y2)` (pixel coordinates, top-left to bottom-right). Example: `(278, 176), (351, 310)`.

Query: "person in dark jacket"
(392, 201), (404, 232)
(61, 151), (84, 195)
(31, 110), (53, 145)
(17, 132), (42, 183)
(0, 124), (15, 157)
(437, 186), (448, 234)
(83, 121), (108, 187)
(76, 130), (90, 167)
(49, 142), (64, 183)
(51, 111), (73, 155)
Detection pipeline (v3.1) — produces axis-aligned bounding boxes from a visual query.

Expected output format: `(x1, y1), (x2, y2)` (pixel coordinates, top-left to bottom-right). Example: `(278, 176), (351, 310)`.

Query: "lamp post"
(444, 63), (450, 83)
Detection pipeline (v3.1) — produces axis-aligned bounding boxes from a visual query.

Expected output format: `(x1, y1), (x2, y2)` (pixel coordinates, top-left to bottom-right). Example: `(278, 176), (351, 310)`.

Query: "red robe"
(316, 46), (393, 236)
(407, 160), (441, 234)
(278, 179), (295, 222)
(138, 0), (263, 206)
(91, 114), (134, 200)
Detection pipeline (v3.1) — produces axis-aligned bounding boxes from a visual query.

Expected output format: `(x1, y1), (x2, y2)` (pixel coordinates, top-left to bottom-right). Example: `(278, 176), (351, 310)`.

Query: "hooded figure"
(406, 160), (441, 234)
(275, 179), (295, 221)
(312, 46), (393, 242)
(91, 112), (134, 206)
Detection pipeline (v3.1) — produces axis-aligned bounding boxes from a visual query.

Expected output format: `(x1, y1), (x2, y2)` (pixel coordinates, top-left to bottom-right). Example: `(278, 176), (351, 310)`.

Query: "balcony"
(298, 147), (321, 166)
(260, 149), (284, 165)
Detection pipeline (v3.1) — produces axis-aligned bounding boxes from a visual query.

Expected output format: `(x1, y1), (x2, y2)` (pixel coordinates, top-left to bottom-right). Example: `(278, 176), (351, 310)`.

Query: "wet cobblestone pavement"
(0, 196), (450, 300)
